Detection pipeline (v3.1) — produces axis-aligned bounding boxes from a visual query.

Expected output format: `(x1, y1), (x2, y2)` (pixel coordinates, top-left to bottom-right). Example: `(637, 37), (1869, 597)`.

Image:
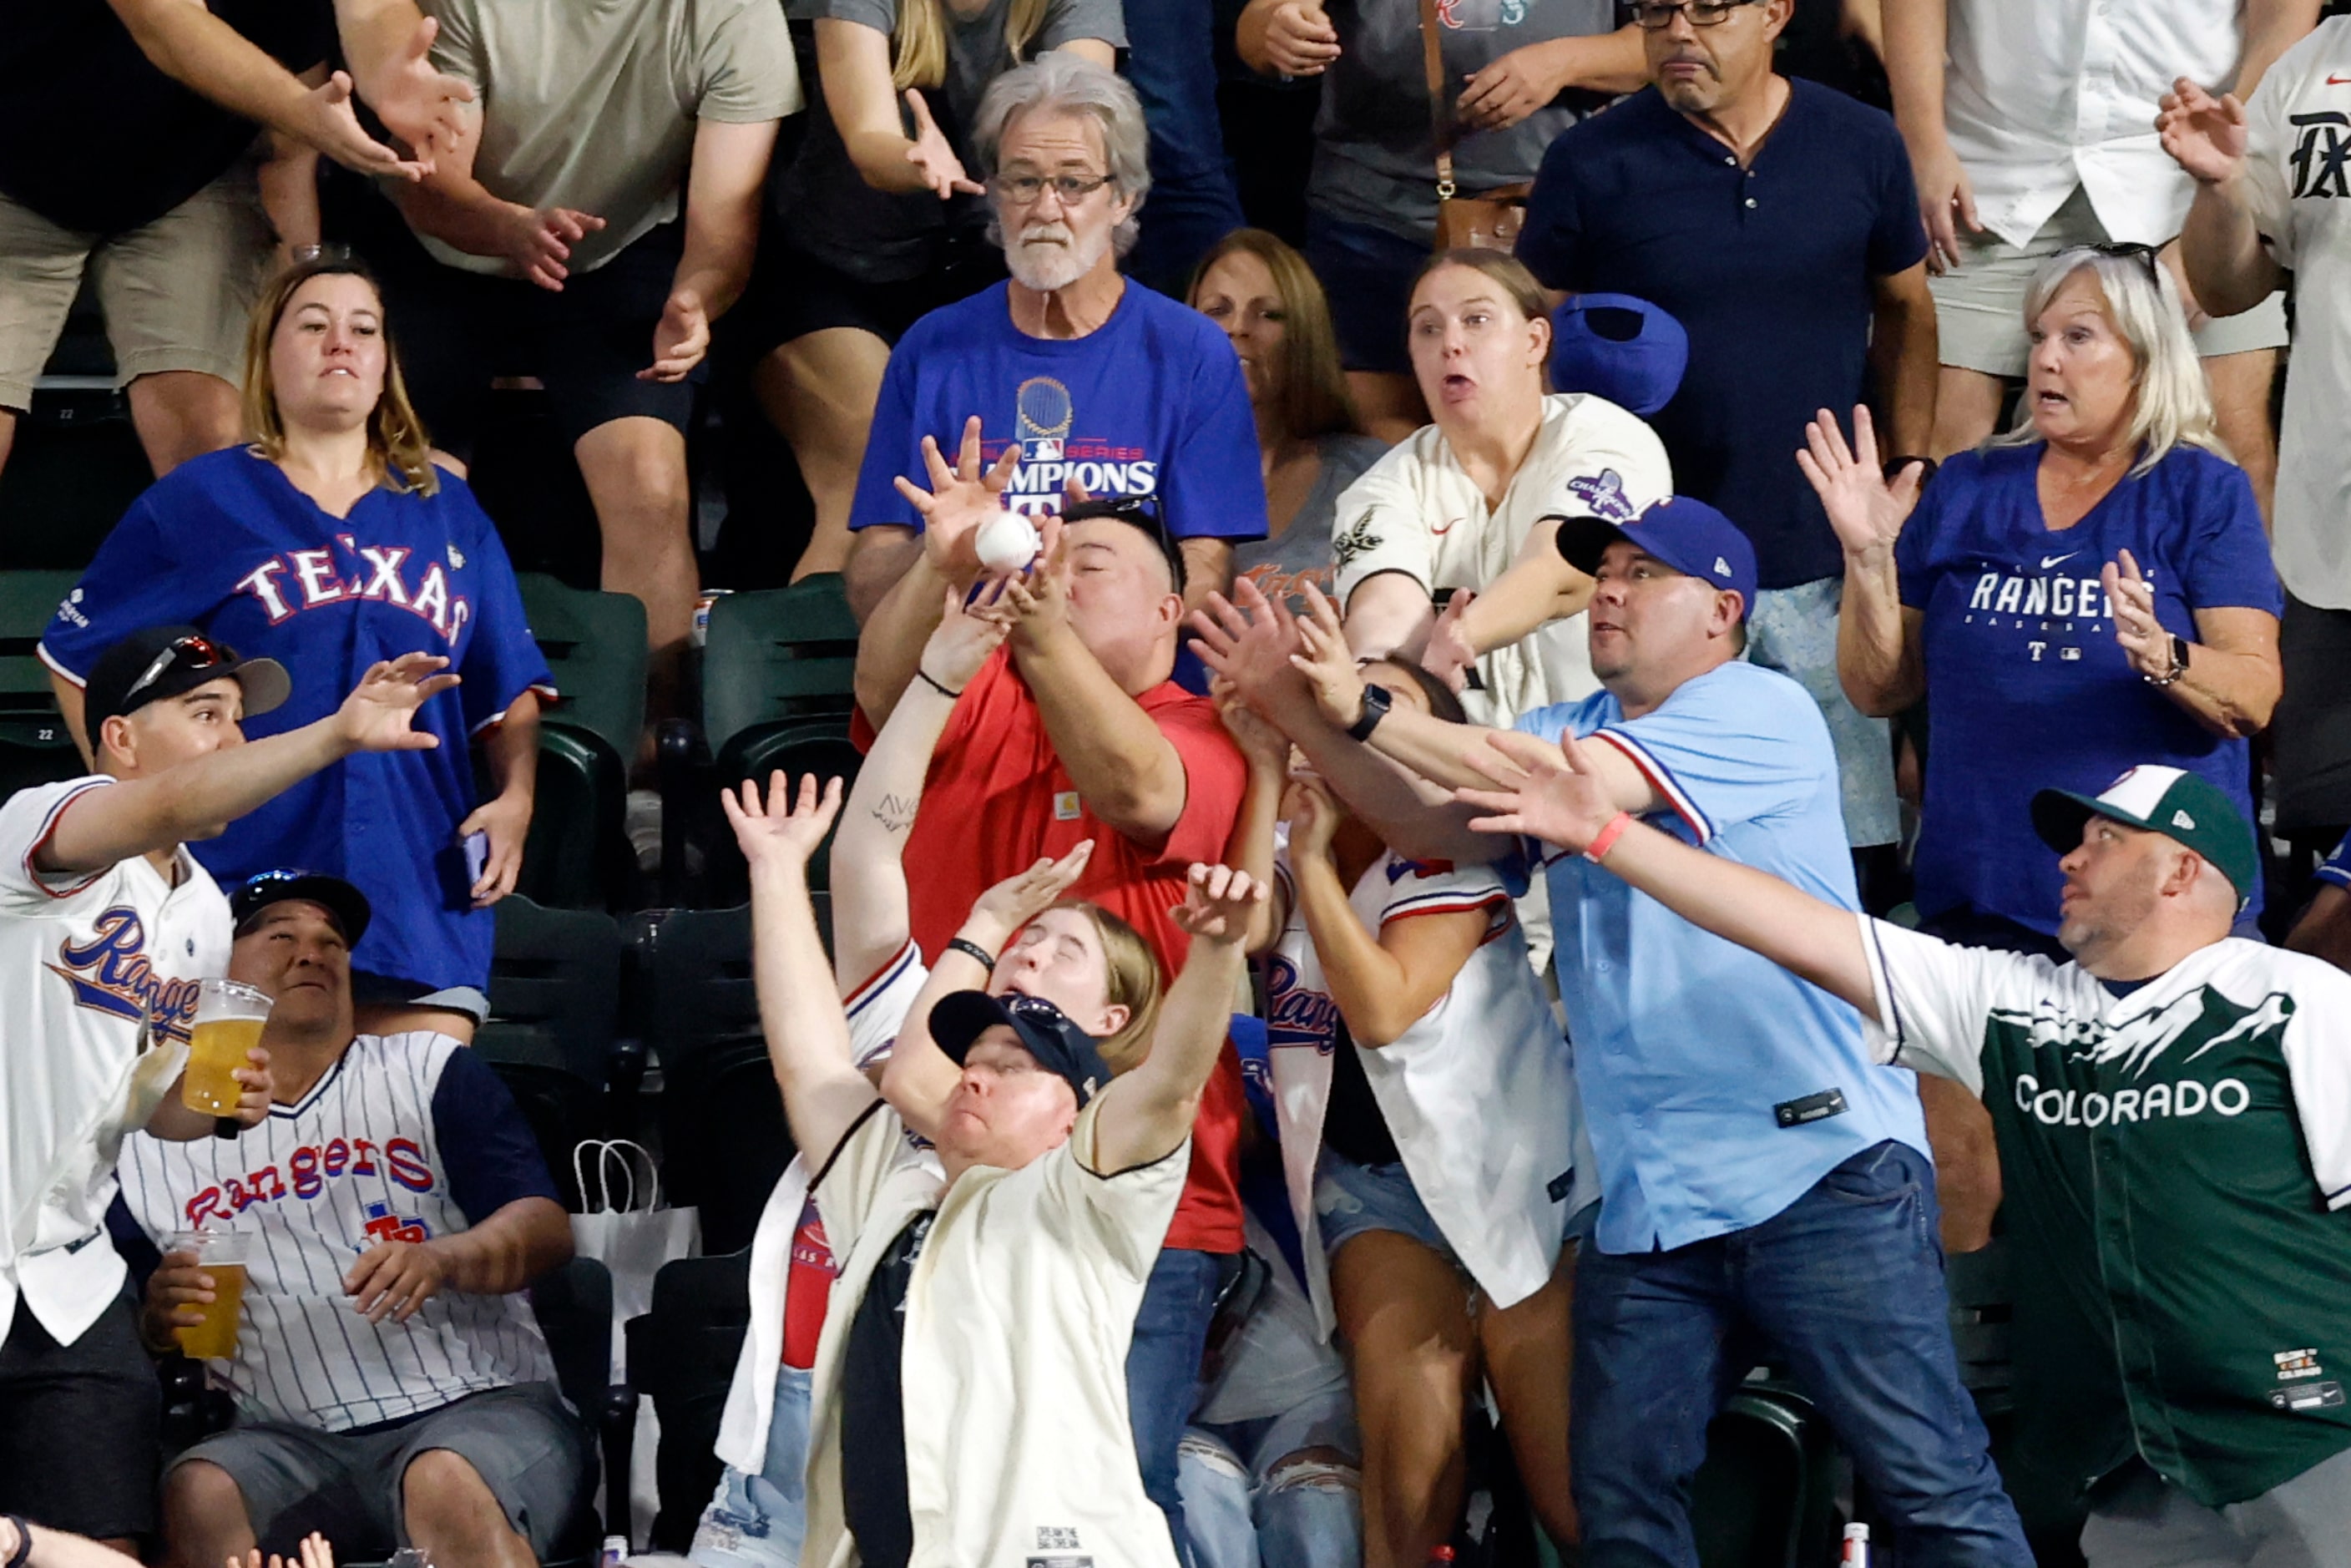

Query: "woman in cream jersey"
(1332, 249), (1672, 730)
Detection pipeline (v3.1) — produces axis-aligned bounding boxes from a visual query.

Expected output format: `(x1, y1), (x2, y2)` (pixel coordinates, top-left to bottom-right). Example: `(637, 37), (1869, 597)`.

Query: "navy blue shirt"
(1518, 82), (1928, 588)
(1897, 443), (2283, 934)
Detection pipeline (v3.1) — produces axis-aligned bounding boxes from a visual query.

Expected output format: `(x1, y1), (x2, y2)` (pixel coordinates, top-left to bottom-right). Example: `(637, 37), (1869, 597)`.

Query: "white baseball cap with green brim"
(2030, 766), (2259, 912)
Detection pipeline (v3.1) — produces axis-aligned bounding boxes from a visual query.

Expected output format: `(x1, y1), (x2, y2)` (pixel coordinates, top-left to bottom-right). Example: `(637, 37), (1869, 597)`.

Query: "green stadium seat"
(508, 574), (647, 909)
(700, 574), (857, 776)
(477, 896), (627, 1207)
(0, 569), (89, 797)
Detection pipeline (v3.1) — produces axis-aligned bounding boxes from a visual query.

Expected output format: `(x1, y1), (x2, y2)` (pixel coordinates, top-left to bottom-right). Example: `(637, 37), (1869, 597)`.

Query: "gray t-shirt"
(1234, 433), (1391, 608)
(422, 0), (801, 276)
(777, 0), (1125, 284)
(1310, 0), (1615, 240)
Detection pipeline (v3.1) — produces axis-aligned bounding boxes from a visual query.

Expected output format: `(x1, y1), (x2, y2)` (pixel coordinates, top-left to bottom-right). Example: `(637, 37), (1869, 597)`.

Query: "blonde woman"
(751, 0), (1120, 579)
(38, 256), (551, 1042)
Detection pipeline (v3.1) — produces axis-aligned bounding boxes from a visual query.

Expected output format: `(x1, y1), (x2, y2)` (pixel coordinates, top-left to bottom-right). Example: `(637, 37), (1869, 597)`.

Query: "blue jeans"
(1301, 210), (1428, 374)
(689, 1363), (814, 1568)
(1179, 1390), (1363, 1568)
(1129, 1247), (1231, 1565)
(1572, 1141), (2032, 1568)
(1123, 0), (1245, 291)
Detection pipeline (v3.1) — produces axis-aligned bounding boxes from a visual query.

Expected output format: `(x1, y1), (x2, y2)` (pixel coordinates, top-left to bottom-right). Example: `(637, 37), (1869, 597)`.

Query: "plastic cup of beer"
(182, 978), (272, 1116)
(164, 1229), (251, 1360)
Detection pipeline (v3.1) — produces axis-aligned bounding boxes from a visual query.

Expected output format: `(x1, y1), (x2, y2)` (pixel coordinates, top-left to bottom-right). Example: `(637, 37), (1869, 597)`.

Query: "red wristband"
(1585, 811), (1634, 864)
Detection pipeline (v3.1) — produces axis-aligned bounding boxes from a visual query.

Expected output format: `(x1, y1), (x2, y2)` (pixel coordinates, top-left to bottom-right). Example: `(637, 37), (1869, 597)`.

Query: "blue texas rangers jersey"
(38, 449), (555, 995)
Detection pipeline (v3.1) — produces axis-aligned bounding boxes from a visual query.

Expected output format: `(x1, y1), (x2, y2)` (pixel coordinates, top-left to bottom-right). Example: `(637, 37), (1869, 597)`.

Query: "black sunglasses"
(1059, 493), (1186, 594)
(2086, 241), (2165, 290)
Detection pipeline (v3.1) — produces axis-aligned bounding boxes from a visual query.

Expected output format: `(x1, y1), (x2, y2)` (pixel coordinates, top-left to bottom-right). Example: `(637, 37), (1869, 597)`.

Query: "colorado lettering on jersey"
(179, 1134), (435, 1227)
(48, 907), (202, 1039)
(2010, 1071), (2252, 1128)
(1264, 953), (1341, 1055)
(234, 534), (473, 643)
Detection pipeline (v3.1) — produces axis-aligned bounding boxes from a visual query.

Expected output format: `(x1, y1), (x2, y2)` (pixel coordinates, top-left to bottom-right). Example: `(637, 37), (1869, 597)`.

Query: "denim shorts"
(1312, 1147), (1457, 1263)
(689, 1363), (812, 1568)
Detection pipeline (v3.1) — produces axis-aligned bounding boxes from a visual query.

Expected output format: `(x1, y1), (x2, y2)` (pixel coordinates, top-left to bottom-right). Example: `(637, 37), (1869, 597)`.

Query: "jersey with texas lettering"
(1859, 923), (2351, 1506)
(847, 279), (1267, 541)
(1896, 443), (2282, 934)
(1264, 838), (1592, 1338)
(115, 1030), (560, 1432)
(38, 449), (555, 996)
(0, 776), (230, 1350)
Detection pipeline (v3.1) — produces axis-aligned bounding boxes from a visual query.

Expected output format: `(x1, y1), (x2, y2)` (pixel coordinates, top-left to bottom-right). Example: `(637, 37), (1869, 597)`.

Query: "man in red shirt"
(852, 420), (1251, 1560)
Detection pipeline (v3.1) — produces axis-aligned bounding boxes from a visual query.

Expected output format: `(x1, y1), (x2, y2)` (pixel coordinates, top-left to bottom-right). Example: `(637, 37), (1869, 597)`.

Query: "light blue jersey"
(1517, 661), (1928, 1253)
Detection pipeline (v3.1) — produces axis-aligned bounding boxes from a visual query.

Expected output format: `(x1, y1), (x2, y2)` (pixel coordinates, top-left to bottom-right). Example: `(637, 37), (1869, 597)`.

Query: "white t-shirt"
(1330, 392), (1673, 729)
(114, 1031), (559, 1433)
(806, 1096), (1187, 1568)
(1941, 0), (2247, 246)
(0, 777), (229, 1348)
(2241, 20), (2351, 612)
(1266, 844), (1596, 1337)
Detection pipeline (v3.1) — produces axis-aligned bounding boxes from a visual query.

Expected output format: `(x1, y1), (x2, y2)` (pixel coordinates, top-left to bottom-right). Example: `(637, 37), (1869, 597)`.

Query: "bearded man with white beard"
(837, 53), (1270, 629)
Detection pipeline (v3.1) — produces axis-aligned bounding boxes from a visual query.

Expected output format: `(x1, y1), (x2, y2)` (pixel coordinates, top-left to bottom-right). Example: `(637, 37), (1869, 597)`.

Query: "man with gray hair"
(839, 53), (1267, 626)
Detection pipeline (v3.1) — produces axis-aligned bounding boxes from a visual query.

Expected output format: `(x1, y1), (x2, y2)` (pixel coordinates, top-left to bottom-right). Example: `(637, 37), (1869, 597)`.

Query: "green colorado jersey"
(1858, 924), (2351, 1506)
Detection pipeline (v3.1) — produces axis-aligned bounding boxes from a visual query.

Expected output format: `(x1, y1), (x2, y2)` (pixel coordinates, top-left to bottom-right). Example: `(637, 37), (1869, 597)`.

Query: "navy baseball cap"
(928, 989), (1114, 1108)
(1550, 293), (1688, 417)
(83, 625), (289, 751)
(230, 869), (373, 944)
(1553, 497), (1759, 619)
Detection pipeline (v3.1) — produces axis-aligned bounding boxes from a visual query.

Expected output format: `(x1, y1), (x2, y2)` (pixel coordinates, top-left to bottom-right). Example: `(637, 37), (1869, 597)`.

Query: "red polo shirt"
(863, 646), (1251, 1253)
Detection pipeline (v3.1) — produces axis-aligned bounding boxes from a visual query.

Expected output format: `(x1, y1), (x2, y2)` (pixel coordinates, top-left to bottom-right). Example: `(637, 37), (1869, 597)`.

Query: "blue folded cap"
(1550, 293), (1688, 417)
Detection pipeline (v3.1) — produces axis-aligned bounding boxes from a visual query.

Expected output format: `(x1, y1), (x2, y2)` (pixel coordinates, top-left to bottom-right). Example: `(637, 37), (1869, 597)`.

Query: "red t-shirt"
(862, 648), (1251, 1253)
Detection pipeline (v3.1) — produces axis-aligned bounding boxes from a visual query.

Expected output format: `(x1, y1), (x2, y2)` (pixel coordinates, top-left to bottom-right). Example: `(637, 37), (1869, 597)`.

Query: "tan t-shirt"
(422, 0), (801, 276)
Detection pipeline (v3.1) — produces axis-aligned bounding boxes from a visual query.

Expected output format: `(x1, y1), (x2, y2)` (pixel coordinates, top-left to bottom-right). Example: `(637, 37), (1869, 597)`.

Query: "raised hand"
(2157, 77), (2251, 187)
(905, 89), (986, 200)
(1454, 729), (1619, 851)
(999, 523), (1074, 650)
(335, 654), (460, 753)
(1797, 405), (1922, 559)
(1281, 774), (1342, 860)
(229, 1536), (334, 1568)
(1214, 675), (1293, 773)
(1170, 862), (1270, 948)
(642, 288), (710, 382)
(360, 12), (474, 159)
(1188, 575), (1316, 720)
(293, 70), (432, 181)
(720, 772), (846, 874)
(920, 581), (1014, 691)
(969, 841), (1097, 942)
(503, 205), (605, 291)
(2102, 549), (2175, 680)
(1419, 587), (1478, 695)
(894, 416), (1023, 584)
(1290, 581), (1371, 728)
(1261, 0), (1342, 76)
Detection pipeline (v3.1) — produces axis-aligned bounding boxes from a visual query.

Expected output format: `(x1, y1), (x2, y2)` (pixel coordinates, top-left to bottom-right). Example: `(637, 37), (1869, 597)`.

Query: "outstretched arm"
(1211, 683), (1292, 954)
(1092, 865), (1267, 1172)
(44, 655), (460, 875)
(1418, 523), (1595, 694)
(832, 585), (1012, 989)
(878, 842), (1100, 1140)
(1798, 406), (1928, 716)
(1456, 731), (1878, 1018)
(724, 775), (882, 1170)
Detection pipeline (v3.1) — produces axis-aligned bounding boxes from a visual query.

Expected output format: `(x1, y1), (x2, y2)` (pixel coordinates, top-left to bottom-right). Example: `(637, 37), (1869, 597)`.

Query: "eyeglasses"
(1630, 0), (1764, 28)
(2086, 240), (2165, 290)
(124, 633), (230, 704)
(1059, 493), (1187, 593)
(992, 172), (1115, 206)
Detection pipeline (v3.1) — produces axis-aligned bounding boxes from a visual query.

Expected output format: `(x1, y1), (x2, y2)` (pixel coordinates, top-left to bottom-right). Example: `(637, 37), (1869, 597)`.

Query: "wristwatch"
(2142, 633), (2191, 688)
(1346, 683), (1394, 741)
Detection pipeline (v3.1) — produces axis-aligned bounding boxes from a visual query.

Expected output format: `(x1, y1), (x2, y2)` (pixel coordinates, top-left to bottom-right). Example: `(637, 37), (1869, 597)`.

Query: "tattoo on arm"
(872, 793), (918, 834)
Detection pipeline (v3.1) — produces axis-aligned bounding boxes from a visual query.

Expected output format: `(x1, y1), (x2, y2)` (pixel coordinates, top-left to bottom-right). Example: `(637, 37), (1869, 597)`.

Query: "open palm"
(2157, 78), (2249, 185)
(1797, 405), (1921, 559)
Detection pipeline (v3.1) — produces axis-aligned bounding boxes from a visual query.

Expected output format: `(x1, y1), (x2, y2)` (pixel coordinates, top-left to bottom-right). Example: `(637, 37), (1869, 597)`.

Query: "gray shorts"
(2081, 1446), (2351, 1568)
(1929, 185), (2290, 378)
(169, 1381), (591, 1556)
(1746, 577), (1899, 847)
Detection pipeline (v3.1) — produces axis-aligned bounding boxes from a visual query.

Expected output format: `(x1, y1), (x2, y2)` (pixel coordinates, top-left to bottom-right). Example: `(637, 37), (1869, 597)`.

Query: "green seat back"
(0, 570), (83, 757)
(700, 575), (857, 758)
(518, 574), (647, 761)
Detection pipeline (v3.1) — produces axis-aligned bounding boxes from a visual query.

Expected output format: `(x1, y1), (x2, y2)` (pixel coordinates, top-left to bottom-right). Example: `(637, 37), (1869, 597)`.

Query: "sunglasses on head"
(2086, 241), (2165, 290)
(1001, 993), (1075, 1030)
(124, 633), (232, 704)
(1059, 493), (1186, 592)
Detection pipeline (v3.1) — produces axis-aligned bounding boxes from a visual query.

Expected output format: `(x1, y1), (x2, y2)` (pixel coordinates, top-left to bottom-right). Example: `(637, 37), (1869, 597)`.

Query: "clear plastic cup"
(164, 1229), (252, 1359)
(182, 978), (271, 1116)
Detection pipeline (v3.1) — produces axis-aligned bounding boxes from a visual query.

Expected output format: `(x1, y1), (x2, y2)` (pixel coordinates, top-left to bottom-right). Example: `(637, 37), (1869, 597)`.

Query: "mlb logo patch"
(1029, 438), (1064, 462)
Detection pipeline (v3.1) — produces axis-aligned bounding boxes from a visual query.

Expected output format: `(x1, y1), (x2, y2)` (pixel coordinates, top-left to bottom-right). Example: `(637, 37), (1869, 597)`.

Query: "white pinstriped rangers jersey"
(115, 1030), (558, 1431)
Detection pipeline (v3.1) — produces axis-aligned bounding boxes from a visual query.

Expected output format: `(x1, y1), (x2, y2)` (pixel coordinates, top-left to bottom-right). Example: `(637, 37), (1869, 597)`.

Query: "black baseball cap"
(230, 869), (373, 945)
(1553, 496), (1759, 620)
(83, 626), (290, 751)
(928, 989), (1113, 1108)
(1059, 494), (1186, 596)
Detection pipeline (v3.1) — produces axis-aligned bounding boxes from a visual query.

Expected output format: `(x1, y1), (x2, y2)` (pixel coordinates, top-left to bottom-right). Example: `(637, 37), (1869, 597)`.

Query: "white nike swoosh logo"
(2040, 552), (2081, 569)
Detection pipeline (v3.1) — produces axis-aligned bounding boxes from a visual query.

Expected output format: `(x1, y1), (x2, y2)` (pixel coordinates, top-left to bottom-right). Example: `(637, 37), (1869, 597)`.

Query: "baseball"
(975, 513), (1041, 574)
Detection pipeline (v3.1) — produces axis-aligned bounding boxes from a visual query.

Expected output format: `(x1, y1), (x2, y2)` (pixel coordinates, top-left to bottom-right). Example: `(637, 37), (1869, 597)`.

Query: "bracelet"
(947, 937), (997, 971)
(1585, 812), (1635, 864)
(3, 1514), (29, 1568)
(916, 668), (962, 700)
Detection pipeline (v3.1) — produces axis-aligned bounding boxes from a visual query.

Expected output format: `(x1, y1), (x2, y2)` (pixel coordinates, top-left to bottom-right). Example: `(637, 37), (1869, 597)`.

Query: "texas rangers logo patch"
(361, 1201), (432, 1246)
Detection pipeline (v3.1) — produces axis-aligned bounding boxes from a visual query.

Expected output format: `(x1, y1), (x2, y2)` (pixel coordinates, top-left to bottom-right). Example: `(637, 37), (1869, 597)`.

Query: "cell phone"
(463, 829), (489, 888)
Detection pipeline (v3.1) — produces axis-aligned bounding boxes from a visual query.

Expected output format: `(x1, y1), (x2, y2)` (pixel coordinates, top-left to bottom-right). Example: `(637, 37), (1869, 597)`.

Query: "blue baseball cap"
(1552, 496), (1758, 620)
(1550, 293), (1687, 417)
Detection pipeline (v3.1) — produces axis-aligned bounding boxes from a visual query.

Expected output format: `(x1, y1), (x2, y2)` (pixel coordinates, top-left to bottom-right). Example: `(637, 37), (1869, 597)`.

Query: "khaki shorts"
(1928, 185), (2290, 377)
(0, 160), (275, 410)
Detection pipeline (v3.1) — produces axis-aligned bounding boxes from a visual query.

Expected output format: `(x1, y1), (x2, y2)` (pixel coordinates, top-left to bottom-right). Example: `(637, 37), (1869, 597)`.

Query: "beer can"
(600, 1535), (629, 1568)
(693, 588), (736, 648)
